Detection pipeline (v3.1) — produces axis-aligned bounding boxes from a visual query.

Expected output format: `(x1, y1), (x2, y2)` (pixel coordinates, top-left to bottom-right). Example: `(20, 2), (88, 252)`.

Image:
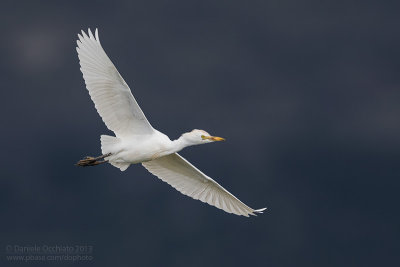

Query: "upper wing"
(76, 29), (154, 137)
(142, 153), (266, 217)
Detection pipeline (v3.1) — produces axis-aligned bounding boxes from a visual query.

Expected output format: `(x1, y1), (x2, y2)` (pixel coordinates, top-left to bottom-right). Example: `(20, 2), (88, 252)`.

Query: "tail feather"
(111, 162), (130, 171)
(100, 135), (120, 155)
(100, 135), (130, 171)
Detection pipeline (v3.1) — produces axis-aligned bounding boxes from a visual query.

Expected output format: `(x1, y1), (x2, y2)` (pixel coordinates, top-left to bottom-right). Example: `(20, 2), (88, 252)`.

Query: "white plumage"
(76, 29), (153, 137)
(76, 28), (266, 217)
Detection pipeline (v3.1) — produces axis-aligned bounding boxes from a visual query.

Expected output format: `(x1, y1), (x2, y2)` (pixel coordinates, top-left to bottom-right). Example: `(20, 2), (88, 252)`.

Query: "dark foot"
(76, 153), (111, 167)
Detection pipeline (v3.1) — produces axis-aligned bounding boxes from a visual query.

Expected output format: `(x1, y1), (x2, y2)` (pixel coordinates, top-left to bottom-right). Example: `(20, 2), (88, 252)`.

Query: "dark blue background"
(1, 1), (399, 266)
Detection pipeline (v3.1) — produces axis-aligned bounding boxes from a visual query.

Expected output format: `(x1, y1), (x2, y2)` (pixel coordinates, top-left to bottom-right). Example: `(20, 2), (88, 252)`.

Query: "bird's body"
(76, 28), (266, 217)
(102, 130), (172, 165)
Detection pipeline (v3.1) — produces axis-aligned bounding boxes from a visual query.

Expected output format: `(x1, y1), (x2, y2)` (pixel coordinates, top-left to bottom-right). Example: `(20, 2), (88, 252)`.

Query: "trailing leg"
(76, 153), (111, 167)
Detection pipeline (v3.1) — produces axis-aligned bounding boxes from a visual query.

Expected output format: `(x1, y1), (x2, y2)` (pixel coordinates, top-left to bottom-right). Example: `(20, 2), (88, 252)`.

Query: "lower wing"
(142, 153), (266, 217)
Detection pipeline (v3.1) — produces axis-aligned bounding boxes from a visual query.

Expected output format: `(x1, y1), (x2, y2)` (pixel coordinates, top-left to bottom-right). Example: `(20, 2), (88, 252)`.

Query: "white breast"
(116, 131), (172, 164)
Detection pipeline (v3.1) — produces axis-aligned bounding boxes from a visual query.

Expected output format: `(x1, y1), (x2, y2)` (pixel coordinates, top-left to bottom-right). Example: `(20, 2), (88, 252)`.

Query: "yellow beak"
(203, 136), (226, 142)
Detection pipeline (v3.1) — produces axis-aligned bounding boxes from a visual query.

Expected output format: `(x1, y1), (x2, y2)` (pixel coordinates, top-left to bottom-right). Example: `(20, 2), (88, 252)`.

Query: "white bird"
(76, 29), (266, 217)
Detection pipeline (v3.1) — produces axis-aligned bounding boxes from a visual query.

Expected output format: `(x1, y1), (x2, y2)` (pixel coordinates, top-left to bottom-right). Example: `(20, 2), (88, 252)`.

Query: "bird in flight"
(75, 29), (266, 217)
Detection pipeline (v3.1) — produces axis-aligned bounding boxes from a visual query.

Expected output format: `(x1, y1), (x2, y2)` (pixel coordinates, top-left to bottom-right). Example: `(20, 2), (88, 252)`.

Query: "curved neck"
(170, 136), (191, 153)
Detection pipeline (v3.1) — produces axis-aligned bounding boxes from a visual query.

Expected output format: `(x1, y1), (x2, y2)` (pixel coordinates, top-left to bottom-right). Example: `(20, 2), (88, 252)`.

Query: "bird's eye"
(201, 135), (206, 140)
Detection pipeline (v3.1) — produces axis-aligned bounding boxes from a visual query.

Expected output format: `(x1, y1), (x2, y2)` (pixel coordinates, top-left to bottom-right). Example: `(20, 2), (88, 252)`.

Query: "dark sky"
(1, 1), (399, 266)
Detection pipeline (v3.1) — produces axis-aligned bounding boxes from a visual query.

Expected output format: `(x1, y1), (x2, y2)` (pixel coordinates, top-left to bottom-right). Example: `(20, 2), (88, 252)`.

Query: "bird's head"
(181, 129), (225, 145)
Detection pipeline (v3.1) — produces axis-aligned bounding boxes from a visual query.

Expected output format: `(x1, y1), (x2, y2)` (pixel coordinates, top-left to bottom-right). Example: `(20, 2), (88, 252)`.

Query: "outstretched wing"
(142, 153), (266, 217)
(76, 28), (154, 137)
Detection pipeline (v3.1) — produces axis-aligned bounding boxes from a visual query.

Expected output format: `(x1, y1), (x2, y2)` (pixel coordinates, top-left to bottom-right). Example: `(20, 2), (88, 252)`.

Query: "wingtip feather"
(88, 28), (94, 39)
(95, 28), (100, 43)
(254, 207), (267, 213)
(77, 33), (84, 43)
